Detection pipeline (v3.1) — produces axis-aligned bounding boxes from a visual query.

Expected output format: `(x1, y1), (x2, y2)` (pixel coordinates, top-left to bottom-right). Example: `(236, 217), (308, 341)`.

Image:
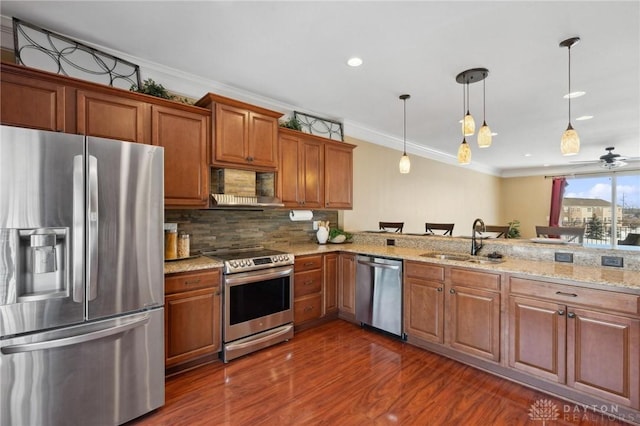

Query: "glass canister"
(165, 229), (178, 260)
(177, 233), (190, 259)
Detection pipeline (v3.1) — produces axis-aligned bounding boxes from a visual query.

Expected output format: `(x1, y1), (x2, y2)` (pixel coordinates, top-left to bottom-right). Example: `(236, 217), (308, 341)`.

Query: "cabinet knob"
(449, 289), (455, 294)
(567, 312), (576, 319)
(557, 309), (565, 316)
(437, 287), (443, 292)
(246, 156), (254, 162)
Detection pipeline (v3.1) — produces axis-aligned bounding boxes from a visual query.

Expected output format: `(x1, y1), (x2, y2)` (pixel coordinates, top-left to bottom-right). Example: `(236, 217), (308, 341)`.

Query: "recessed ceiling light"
(524, 153), (532, 157)
(563, 91), (586, 99)
(347, 57), (363, 67)
(576, 115), (594, 121)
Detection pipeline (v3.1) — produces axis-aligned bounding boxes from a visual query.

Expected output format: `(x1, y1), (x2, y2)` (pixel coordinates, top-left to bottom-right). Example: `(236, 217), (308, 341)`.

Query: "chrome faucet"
(471, 218), (485, 256)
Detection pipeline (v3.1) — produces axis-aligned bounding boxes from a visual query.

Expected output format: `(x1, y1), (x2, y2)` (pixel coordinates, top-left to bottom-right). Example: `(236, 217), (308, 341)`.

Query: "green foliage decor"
(279, 116), (302, 131)
(329, 228), (353, 241)
(130, 78), (193, 105)
(507, 219), (521, 239)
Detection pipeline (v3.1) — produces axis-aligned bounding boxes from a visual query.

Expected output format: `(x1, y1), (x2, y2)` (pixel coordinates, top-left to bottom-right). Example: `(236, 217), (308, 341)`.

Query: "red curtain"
(549, 177), (567, 226)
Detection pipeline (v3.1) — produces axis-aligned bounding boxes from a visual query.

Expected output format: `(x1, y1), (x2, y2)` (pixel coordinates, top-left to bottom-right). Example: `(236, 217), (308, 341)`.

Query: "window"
(562, 172), (640, 250)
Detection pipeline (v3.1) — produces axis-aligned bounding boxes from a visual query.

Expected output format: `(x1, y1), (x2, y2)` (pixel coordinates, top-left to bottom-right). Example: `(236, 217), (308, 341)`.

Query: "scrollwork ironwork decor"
(293, 111), (344, 141)
(12, 18), (141, 90)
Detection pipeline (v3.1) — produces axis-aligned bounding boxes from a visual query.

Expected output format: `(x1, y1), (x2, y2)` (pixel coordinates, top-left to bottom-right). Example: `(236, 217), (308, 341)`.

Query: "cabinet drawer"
(405, 261), (445, 282)
(510, 276), (640, 316)
(451, 268), (501, 291)
(295, 255), (323, 272)
(294, 293), (322, 323)
(294, 269), (323, 297)
(165, 269), (221, 294)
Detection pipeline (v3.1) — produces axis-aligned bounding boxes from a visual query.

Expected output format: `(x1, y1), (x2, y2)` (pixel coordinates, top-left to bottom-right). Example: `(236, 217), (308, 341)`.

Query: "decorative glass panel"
(294, 111), (344, 141)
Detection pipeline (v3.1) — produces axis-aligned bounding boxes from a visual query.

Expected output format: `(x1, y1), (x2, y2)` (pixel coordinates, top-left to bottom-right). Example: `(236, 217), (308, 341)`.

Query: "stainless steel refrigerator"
(0, 125), (165, 426)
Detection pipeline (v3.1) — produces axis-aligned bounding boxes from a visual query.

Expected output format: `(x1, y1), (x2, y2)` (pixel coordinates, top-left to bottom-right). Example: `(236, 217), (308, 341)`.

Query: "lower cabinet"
(164, 268), (221, 374)
(509, 276), (640, 409)
(294, 255), (323, 325)
(404, 262), (501, 362)
(324, 253), (339, 315)
(338, 252), (356, 321)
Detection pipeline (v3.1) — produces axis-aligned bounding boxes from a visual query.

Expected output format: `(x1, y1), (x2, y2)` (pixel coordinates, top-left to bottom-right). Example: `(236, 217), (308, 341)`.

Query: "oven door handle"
(225, 266), (293, 286)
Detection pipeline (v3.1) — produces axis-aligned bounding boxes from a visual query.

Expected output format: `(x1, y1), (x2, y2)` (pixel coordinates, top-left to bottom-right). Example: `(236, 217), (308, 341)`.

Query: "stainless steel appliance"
(355, 255), (404, 337)
(0, 125), (165, 426)
(203, 247), (294, 362)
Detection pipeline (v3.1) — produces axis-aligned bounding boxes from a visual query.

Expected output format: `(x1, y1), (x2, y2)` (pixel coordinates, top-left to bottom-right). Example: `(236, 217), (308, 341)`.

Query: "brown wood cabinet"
(324, 253), (339, 315)
(195, 93), (282, 171)
(165, 269), (221, 374)
(338, 253), (357, 321)
(278, 129), (324, 208)
(508, 276), (640, 408)
(0, 65), (70, 132)
(293, 255), (324, 325)
(404, 262), (445, 344)
(77, 89), (150, 143)
(151, 106), (209, 207)
(324, 141), (354, 209)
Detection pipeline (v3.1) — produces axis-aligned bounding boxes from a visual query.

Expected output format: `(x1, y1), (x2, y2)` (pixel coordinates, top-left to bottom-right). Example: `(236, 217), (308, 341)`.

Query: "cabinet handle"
(557, 309), (565, 316)
(184, 279), (201, 285)
(437, 287), (443, 292)
(304, 306), (313, 312)
(555, 291), (578, 297)
(304, 280), (314, 286)
(246, 156), (254, 162)
(567, 312), (576, 318)
(303, 262), (315, 266)
(449, 289), (455, 294)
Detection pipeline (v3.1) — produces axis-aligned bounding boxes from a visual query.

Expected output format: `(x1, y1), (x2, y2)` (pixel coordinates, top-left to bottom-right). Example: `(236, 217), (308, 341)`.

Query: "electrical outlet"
(601, 256), (624, 268)
(312, 221), (319, 231)
(554, 252), (573, 263)
(386, 239), (395, 246)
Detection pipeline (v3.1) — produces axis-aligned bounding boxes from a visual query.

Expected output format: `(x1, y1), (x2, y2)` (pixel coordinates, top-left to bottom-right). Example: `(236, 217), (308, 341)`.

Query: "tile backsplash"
(165, 209), (338, 252)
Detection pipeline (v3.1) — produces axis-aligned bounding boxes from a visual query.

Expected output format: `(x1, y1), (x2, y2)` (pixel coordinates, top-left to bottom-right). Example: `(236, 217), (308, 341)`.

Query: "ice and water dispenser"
(1, 228), (68, 302)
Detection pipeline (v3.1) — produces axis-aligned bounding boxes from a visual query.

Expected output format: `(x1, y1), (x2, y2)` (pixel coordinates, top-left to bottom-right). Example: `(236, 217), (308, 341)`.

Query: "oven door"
(224, 265), (293, 343)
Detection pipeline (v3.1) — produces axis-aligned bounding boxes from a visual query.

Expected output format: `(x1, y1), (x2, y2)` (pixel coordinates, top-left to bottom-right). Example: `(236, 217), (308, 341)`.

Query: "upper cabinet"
(278, 128), (355, 210)
(0, 63), (71, 132)
(196, 93), (282, 171)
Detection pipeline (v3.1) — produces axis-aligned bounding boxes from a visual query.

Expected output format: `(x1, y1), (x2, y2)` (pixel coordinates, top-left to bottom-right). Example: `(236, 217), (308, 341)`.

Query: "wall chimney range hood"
(209, 168), (283, 208)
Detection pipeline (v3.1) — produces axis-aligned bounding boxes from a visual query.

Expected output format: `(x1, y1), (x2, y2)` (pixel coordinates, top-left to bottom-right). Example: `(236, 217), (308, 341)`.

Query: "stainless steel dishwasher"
(355, 255), (403, 337)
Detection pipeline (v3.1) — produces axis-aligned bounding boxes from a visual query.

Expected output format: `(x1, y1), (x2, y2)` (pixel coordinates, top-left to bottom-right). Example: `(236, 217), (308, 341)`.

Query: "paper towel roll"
(289, 210), (313, 221)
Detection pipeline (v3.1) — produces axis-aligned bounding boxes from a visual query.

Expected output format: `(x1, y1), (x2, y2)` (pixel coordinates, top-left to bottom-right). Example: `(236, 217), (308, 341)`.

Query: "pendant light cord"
(483, 77), (486, 122)
(403, 98), (407, 155)
(568, 45), (572, 123)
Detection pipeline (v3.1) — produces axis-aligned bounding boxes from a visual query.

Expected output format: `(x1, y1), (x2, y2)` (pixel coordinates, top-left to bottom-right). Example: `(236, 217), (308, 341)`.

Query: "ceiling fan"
(571, 147), (640, 170)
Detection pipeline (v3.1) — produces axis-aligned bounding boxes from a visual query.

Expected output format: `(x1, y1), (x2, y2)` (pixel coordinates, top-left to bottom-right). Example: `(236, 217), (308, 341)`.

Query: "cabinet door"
(567, 307), (640, 408)
(248, 112), (278, 168)
(152, 106), (209, 207)
(508, 296), (566, 383)
(214, 103), (248, 164)
(165, 287), (221, 368)
(338, 253), (356, 317)
(301, 138), (324, 208)
(279, 133), (302, 206)
(77, 90), (149, 143)
(405, 277), (445, 344)
(324, 253), (339, 314)
(324, 143), (353, 209)
(448, 285), (500, 361)
(1, 72), (67, 131)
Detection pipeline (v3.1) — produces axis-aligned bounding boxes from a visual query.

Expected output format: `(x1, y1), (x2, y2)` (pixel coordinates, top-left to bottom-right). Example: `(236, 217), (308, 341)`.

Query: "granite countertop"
(163, 243), (640, 293)
(270, 243), (640, 293)
(164, 255), (223, 274)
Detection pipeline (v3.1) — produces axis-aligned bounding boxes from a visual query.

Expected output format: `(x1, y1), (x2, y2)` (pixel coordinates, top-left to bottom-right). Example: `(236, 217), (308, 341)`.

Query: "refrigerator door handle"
(88, 155), (99, 301)
(72, 155), (84, 303)
(1, 314), (150, 354)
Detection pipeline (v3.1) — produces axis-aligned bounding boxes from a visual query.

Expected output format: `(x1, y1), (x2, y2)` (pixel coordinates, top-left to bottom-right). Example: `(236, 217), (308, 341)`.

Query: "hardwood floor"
(129, 320), (627, 425)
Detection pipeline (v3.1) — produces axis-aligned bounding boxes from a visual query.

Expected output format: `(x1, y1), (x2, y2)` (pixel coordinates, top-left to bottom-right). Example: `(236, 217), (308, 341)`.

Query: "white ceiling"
(1, 1), (639, 177)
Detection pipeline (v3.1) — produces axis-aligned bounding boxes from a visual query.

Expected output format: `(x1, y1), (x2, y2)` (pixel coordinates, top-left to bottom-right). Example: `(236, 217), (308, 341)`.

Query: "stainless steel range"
(202, 247), (294, 362)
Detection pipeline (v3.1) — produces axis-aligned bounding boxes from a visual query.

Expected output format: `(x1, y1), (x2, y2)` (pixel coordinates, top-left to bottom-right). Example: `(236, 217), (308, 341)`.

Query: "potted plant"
(279, 116), (302, 131)
(507, 219), (521, 238)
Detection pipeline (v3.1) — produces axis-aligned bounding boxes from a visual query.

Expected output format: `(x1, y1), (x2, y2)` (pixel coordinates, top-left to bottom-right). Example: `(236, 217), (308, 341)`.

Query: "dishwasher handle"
(357, 259), (400, 270)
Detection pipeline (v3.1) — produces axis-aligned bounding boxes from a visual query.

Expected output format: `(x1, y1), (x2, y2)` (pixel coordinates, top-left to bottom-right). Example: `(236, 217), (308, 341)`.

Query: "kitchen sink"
(420, 252), (505, 264)
(420, 252), (471, 261)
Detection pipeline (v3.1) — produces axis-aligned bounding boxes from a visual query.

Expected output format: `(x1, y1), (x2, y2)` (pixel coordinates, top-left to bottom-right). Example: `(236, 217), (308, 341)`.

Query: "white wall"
(342, 137), (503, 236)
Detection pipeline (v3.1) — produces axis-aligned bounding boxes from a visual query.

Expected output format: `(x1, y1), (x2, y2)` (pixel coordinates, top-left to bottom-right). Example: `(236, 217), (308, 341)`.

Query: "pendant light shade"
(477, 78), (492, 148)
(462, 82), (475, 136)
(399, 94), (411, 174)
(457, 137), (471, 165)
(560, 37), (580, 156)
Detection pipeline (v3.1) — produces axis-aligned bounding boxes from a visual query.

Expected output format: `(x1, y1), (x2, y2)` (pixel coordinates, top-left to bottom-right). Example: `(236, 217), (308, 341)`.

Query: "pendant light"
(560, 37), (580, 156)
(457, 85), (471, 164)
(462, 82), (475, 136)
(477, 75), (492, 148)
(398, 94), (411, 174)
